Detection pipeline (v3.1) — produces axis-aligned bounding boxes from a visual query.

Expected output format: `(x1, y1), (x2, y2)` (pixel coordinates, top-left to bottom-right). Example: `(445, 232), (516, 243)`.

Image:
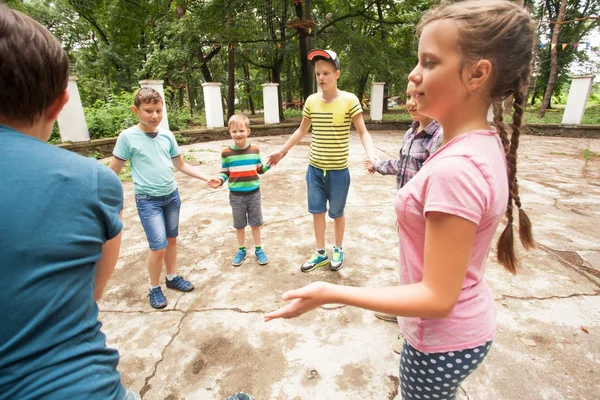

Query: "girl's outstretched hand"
(264, 281), (331, 322)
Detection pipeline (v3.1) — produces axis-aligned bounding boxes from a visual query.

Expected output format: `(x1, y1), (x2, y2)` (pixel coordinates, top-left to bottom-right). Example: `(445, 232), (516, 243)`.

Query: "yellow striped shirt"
(302, 91), (363, 170)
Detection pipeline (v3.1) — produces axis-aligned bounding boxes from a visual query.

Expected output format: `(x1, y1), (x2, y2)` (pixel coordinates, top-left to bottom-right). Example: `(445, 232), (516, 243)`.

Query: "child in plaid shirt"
(365, 81), (442, 188)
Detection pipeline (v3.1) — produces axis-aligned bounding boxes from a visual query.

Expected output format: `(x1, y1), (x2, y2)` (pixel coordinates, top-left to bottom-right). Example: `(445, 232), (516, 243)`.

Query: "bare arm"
(267, 117), (312, 167)
(108, 157), (126, 175)
(172, 155), (210, 181)
(94, 230), (122, 301)
(264, 212), (476, 321)
(352, 113), (377, 161)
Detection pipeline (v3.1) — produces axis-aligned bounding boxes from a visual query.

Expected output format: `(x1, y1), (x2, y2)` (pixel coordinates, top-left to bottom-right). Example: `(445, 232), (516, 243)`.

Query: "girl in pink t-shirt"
(265, 1), (536, 397)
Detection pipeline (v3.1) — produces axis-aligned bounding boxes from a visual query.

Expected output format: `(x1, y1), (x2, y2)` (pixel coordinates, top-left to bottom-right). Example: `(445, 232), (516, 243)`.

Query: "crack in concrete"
(536, 243), (600, 287)
(496, 290), (600, 302)
(140, 313), (187, 398)
(460, 385), (470, 400)
(100, 307), (266, 314)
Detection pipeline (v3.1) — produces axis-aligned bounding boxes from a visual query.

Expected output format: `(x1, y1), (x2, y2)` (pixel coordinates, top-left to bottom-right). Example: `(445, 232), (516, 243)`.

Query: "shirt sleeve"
(348, 93), (363, 118)
(112, 131), (130, 161)
(97, 164), (124, 241)
(168, 131), (180, 158)
(302, 97), (311, 120)
(423, 156), (491, 225)
(219, 149), (230, 182)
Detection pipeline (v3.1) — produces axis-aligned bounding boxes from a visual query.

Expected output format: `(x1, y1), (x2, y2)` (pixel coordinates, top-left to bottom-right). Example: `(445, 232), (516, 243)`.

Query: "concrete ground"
(98, 131), (600, 400)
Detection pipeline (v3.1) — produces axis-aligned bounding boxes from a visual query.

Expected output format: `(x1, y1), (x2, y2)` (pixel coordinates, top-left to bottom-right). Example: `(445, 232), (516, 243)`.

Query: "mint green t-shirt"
(113, 126), (180, 196)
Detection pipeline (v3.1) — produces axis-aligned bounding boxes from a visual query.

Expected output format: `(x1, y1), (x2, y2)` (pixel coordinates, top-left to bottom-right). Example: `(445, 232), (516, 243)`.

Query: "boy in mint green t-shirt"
(109, 88), (219, 309)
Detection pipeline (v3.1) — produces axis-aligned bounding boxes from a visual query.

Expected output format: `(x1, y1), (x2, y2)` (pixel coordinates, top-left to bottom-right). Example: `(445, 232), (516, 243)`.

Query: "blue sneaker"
(165, 276), (194, 292)
(255, 248), (268, 265)
(148, 286), (167, 309)
(330, 247), (344, 271)
(301, 251), (329, 273)
(232, 249), (248, 267)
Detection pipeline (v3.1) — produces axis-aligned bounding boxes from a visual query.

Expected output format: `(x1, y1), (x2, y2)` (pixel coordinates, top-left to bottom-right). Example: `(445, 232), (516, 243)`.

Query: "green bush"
(84, 91), (137, 139)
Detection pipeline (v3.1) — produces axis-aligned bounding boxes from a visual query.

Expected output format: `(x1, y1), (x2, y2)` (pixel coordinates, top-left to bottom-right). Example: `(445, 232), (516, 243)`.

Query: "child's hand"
(364, 158), (376, 175)
(264, 282), (331, 322)
(267, 151), (286, 167)
(207, 178), (222, 189)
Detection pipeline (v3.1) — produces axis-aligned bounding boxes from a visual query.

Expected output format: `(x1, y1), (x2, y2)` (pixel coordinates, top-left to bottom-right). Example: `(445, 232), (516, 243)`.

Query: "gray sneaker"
(329, 247), (344, 271)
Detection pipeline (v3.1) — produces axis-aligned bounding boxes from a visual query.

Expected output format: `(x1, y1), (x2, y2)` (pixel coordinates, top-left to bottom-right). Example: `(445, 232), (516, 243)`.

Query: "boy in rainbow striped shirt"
(210, 114), (271, 266)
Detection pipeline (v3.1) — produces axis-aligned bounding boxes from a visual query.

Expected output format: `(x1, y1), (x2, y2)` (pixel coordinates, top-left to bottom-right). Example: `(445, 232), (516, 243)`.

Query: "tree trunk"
(295, 0), (313, 101)
(539, 0), (567, 118)
(227, 14), (235, 120)
(242, 63), (255, 115)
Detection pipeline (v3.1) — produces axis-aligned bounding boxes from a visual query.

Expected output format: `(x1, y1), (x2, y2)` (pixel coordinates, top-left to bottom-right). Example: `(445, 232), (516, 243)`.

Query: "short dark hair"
(0, 4), (70, 124)
(134, 88), (163, 107)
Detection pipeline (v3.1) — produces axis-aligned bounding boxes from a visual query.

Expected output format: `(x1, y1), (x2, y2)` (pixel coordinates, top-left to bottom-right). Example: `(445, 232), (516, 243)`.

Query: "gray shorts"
(230, 190), (263, 229)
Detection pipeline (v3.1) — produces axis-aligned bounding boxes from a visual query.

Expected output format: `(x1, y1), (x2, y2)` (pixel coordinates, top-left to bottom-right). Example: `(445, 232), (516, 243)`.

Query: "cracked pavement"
(98, 131), (600, 400)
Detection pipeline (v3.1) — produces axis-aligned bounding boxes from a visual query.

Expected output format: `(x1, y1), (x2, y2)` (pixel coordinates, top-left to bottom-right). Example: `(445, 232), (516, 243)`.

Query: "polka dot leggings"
(399, 339), (492, 400)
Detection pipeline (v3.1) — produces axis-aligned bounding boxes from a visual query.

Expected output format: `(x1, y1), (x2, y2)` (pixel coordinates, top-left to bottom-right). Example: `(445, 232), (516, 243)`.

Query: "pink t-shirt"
(395, 129), (508, 353)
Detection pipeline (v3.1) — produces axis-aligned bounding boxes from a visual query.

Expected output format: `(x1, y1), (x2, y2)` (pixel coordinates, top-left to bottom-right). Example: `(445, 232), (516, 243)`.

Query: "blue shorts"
(135, 189), (181, 250)
(306, 165), (350, 219)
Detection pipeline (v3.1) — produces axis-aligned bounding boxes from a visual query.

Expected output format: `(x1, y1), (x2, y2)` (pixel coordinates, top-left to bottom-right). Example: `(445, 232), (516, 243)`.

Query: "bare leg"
(236, 228), (246, 247)
(251, 226), (261, 247)
(147, 248), (167, 286)
(313, 213), (326, 249)
(334, 215), (345, 248)
(165, 237), (177, 275)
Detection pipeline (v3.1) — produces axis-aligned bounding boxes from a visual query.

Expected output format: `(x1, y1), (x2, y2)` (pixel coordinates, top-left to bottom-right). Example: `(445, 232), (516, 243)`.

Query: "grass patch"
(524, 103), (600, 125)
(582, 148), (600, 161)
(182, 153), (202, 164)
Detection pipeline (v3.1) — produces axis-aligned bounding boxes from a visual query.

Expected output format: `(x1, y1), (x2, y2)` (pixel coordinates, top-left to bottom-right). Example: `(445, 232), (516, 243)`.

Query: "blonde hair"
(418, 0), (536, 274)
(228, 114), (250, 129)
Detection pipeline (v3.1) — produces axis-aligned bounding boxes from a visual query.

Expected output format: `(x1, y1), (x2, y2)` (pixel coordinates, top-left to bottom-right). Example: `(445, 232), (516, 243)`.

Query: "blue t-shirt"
(0, 125), (126, 399)
(112, 126), (180, 196)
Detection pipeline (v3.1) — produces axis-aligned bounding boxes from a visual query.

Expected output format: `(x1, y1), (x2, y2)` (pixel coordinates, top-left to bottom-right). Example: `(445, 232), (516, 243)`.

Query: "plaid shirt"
(374, 120), (442, 189)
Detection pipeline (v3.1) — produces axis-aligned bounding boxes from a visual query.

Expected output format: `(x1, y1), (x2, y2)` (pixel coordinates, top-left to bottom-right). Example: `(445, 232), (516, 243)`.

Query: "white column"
(138, 80), (169, 131)
(56, 77), (89, 142)
(262, 83), (280, 124)
(562, 75), (594, 125)
(202, 82), (225, 128)
(370, 82), (385, 121)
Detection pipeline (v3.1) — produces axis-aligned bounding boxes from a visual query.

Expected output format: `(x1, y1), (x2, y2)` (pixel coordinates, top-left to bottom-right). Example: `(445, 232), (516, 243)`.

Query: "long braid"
(511, 89), (535, 250)
(494, 98), (517, 274)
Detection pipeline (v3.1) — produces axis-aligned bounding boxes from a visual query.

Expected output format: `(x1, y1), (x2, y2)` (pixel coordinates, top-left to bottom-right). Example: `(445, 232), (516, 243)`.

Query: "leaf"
(581, 326), (589, 334)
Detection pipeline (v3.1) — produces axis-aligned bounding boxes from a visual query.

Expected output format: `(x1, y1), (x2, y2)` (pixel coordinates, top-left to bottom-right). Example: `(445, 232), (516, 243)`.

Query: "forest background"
(5, 0), (600, 143)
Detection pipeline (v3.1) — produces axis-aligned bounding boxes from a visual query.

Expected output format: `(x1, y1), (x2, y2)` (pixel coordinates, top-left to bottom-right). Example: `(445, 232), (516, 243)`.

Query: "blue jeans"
(306, 165), (350, 218)
(135, 189), (181, 250)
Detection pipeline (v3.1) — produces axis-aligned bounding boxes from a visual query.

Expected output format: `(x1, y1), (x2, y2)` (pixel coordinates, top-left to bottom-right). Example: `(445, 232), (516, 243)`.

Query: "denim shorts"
(135, 189), (181, 250)
(229, 190), (263, 229)
(306, 165), (350, 219)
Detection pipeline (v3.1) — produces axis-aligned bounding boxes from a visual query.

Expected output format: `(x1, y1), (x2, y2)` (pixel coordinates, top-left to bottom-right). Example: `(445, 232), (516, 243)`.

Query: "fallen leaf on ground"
(581, 326), (589, 334)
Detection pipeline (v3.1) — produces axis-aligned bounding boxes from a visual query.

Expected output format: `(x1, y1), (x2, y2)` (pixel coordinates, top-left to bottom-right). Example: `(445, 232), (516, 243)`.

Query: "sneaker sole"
(329, 261), (344, 271)
(232, 255), (248, 267)
(150, 301), (167, 309)
(257, 258), (269, 265)
(300, 259), (329, 273)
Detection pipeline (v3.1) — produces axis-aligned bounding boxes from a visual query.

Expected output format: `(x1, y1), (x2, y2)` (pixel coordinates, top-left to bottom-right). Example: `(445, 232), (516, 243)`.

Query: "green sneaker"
(300, 251), (329, 273)
(330, 247), (344, 271)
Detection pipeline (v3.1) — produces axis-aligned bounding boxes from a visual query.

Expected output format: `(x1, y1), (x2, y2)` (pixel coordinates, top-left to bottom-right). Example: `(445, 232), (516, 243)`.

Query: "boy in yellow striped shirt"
(267, 49), (377, 272)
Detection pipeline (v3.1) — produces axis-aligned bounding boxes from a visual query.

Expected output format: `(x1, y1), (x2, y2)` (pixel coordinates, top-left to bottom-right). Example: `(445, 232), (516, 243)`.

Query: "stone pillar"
(562, 75), (594, 125)
(56, 77), (89, 142)
(202, 82), (225, 128)
(370, 82), (385, 121)
(262, 83), (280, 124)
(138, 80), (169, 131)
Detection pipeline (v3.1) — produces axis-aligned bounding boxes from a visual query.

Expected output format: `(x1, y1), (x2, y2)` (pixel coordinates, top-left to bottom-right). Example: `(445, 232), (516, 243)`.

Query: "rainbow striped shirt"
(220, 144), (269, 194)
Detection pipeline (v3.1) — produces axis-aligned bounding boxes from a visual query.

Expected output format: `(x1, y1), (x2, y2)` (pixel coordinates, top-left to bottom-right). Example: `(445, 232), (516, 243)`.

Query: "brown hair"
(0, 4), (70, 124)
(134, 87), (163, 107)
(228, 113), (251, 129)
(418, 0), (536, 274)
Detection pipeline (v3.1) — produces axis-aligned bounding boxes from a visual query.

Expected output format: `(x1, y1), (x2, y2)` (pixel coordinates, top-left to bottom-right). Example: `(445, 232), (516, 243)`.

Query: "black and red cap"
(307, 49), (341, 70)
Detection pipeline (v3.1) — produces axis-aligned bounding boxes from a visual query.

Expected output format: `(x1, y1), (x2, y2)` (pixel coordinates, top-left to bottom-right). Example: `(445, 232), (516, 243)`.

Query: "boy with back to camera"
(209, 114), (271, 267)
(267, 49), (377, 273)
(109, 88), (218, 309)
(0, 4), (139, 399)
